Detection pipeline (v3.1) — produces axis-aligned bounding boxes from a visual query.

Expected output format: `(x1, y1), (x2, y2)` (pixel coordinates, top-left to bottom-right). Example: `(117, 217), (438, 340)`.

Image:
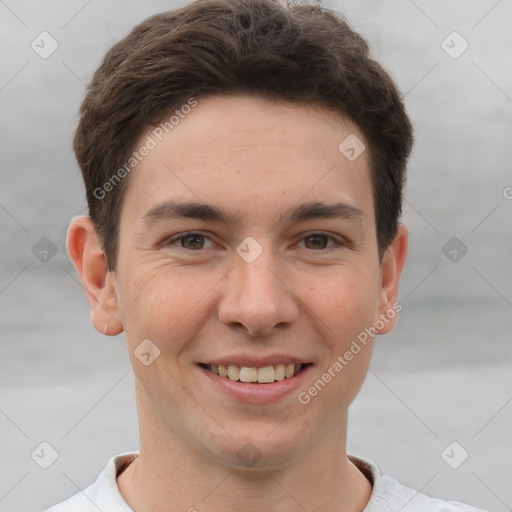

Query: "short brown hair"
(74, 0), (413, 270)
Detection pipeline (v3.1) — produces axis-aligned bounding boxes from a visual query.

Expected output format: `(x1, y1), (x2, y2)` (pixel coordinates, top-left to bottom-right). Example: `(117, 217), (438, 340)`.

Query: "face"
(80, 94), (406, 469)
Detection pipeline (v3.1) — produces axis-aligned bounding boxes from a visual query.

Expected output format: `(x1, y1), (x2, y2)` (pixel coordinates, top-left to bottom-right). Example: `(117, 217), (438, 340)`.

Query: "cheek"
(116, 263), (220, 352)
(301, 265), (380, 338)
(303, 274), (377, 414)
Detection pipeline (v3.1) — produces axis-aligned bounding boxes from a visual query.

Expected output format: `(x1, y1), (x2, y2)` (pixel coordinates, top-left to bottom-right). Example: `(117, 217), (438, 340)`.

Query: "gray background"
(1, 0), (511, 511)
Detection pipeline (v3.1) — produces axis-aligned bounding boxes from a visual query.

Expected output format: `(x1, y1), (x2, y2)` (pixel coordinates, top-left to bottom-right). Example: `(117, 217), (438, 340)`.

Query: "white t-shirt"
(44, 451), (487, 512)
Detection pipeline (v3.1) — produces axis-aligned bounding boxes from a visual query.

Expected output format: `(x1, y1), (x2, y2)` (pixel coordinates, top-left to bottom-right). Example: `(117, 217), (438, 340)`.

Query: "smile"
(199, 363), (312, 384)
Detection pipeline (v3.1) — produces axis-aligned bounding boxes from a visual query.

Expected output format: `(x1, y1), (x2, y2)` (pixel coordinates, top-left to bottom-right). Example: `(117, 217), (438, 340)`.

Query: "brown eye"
(162, 232), (215, 251)
(181, 234), (205, 250)
(304, 234), (329, 249)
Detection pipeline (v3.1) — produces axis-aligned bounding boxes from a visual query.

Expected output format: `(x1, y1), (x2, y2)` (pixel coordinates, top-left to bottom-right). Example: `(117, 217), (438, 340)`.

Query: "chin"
(205, 424), (310, 472)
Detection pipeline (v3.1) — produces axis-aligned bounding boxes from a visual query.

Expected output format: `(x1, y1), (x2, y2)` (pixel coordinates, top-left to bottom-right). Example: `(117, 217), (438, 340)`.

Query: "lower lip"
(198, 365), (312, 404)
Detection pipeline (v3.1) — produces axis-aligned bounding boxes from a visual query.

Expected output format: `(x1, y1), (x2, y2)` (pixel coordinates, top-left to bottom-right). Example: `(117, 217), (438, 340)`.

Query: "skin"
(67, 94), (407, 512)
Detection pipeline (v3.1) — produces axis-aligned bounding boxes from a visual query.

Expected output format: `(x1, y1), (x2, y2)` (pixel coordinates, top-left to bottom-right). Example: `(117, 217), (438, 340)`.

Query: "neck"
(117, 388), (372, 512)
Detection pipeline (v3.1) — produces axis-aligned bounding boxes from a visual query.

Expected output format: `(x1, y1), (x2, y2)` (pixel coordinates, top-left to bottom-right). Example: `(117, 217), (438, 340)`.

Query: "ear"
(66, 216), (123, 336)
(376, 224), (408, 334)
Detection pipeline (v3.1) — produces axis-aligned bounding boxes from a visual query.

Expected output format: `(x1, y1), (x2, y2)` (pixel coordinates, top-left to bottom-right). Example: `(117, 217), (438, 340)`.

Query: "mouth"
(198, 363), (313, 384)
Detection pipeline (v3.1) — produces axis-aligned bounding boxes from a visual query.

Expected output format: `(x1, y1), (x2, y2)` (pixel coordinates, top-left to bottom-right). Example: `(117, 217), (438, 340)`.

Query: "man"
(46, 0), (486, 510)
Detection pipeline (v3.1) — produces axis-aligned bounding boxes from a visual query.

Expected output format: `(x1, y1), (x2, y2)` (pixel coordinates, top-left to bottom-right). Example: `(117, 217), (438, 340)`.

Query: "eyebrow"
(284, 201), (364, 224)
(140, 199), (364, 228)
(141, 200), (242, 227)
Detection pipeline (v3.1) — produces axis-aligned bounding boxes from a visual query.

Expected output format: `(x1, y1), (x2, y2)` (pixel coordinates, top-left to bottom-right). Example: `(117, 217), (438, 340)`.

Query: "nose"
(217, 252), (299, 336)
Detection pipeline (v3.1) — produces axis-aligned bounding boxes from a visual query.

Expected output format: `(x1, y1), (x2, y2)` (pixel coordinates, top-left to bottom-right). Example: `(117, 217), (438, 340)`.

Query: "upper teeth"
(208, 363), (302, 383)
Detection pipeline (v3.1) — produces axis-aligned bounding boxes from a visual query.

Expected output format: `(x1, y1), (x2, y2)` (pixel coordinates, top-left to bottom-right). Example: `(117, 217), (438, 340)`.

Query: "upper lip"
(200, 355), (312, 367)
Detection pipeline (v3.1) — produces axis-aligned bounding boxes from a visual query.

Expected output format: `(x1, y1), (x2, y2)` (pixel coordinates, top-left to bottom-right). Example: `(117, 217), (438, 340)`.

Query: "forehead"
(120, 94), (374, 227)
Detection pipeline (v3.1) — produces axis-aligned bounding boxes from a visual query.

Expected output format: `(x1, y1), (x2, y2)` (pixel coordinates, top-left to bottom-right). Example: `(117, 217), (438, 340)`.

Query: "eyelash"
(161, 231), (347, 252)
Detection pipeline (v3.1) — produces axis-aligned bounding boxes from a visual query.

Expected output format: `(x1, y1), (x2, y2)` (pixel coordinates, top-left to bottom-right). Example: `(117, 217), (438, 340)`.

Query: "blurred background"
(0, 0), (511, 510)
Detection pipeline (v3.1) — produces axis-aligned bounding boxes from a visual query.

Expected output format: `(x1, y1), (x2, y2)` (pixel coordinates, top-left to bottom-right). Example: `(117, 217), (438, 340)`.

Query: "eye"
(303, 234), (331, 250)
(162, 232), (214, 251)
(297, 233), (345, 251)
(181, 234), (207, 250)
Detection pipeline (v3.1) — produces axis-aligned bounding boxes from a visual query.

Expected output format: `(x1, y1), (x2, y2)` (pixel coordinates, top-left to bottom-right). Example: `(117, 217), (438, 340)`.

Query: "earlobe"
(376, 224), (408, 334)
(66, 216), (124, 336)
